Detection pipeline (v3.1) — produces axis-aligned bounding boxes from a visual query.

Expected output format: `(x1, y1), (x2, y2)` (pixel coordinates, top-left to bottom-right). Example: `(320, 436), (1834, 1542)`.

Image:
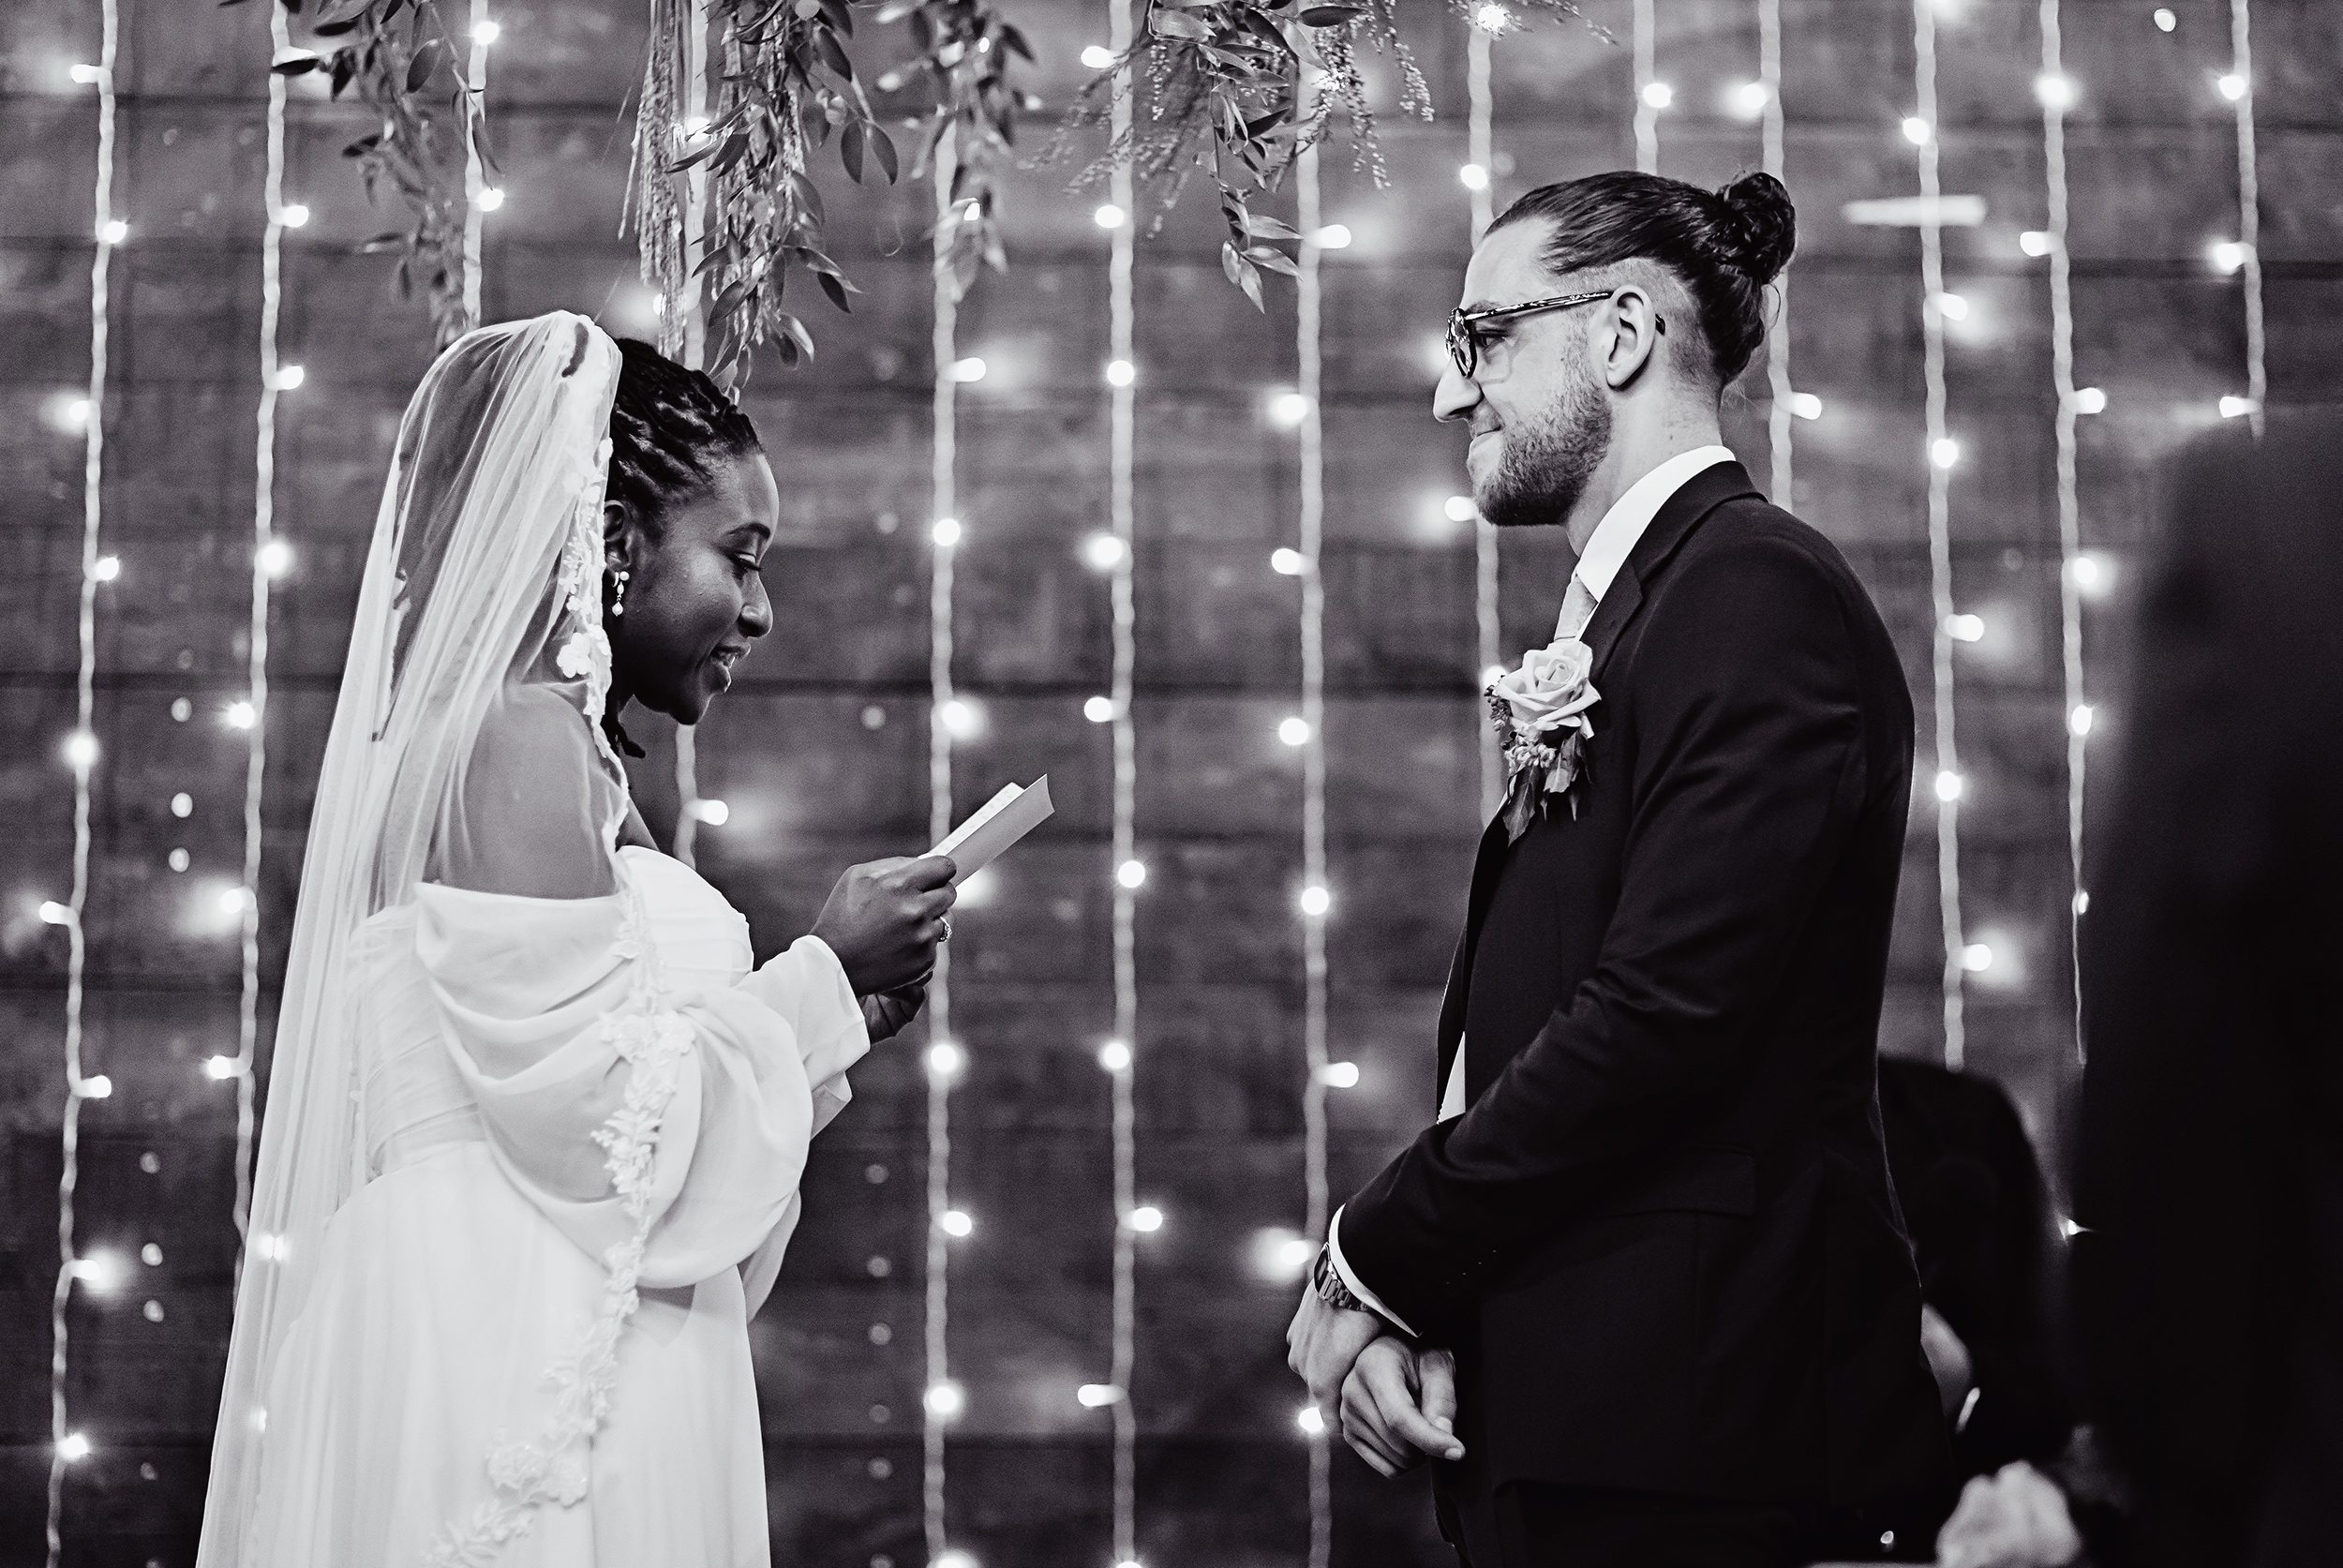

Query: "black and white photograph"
(2, 1), (2337, 1565)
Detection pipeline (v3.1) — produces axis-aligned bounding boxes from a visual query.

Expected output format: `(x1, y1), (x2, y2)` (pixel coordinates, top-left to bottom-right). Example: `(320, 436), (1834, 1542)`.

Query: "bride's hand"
(812, 855), (956, 995)
(859, 983), (928, 1043)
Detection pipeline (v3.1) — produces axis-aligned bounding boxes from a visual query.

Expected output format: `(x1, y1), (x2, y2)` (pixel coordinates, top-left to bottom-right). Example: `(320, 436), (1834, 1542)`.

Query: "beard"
(1474, 356), (1613, 530)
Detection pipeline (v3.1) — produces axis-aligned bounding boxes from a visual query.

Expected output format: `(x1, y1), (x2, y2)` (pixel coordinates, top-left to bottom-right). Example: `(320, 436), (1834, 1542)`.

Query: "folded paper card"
(930, 777), (1053, 885)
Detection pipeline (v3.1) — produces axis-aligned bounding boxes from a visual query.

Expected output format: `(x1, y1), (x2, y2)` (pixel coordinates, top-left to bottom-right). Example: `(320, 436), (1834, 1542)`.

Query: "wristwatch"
(1311, 1243), (1366, 1314)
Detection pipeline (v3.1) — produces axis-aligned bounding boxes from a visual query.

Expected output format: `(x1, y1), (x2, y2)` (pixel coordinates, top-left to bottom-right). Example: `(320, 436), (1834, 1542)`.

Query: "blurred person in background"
(1937, 418), (2343, 1568)
(1878, 1055), (2074, 1482)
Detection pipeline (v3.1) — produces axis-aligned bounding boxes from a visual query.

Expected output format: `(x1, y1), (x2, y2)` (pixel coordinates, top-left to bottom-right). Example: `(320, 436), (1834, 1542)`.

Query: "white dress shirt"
(1327, 443), (1737, 1335)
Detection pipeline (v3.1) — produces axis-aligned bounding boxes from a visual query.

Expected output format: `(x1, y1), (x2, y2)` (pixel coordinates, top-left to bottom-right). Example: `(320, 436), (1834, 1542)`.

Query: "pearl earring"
(611, 567), (630, 618)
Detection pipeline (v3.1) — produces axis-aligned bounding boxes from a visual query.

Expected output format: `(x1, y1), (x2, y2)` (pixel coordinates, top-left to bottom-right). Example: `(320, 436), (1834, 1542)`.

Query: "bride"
(196, 312), (954, 1566)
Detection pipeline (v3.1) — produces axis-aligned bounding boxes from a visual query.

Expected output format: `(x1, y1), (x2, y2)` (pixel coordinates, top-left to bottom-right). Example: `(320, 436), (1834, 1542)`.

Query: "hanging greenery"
(1053, 0), (1592, 308)
(630, 0), (1029, 387)
(245, 0), (1591, 375)
(246, 0), (490, 347)
(875, 0), (1032, 303)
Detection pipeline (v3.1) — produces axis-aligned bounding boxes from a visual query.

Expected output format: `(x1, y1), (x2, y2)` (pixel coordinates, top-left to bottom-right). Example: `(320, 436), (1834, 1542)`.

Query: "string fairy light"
(461, 0), (493, 327)
(925, 122), (962, 1568)
(49, 1), (120, 1560)
(226, 0), (300, 1260)
(2036, 0), (2085, 1063)
(668, 5), (712, 870)
(1632, 0), (1660, 172)
(1911, 0), (1969, 1071)
(1295, 122), (1335, 1568)
(1757, 0), (1795, 503)
(2225, 0), (2264, 437)
(1104, 0), (1142, 1559)
(1467, 8), (1503, 818)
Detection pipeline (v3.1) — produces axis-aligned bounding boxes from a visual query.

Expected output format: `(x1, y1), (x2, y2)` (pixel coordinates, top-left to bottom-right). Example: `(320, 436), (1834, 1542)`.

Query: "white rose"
(1489, 638), (1599, 738)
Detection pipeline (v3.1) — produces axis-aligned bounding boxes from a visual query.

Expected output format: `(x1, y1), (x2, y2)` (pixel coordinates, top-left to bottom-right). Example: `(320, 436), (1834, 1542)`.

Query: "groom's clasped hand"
(1287, 1293), (1465, 1476)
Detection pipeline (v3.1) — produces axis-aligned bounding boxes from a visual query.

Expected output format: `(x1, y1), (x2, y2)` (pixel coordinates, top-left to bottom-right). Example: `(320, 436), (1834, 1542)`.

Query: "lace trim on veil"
(421, 892), (694, 1565)
(422, 437), (695, 1566)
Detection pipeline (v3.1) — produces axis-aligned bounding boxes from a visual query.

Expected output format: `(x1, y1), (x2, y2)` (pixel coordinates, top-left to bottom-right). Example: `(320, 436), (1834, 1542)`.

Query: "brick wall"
(3, 0), (2336, 1562)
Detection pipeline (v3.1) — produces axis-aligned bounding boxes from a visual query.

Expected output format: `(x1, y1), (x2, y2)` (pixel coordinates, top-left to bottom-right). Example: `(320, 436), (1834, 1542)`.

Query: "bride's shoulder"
(439, 683), (618, 899)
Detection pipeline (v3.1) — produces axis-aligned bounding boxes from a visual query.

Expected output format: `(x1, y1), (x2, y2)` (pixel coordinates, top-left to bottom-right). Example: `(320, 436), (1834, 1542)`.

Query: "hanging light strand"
(1296, 128), (1335, 1568)
(1468, 17), (1503, 819)
(49, 2), (120, 1561)
(1912, 0), (1967, 1071)
(232, 0), (297, 1255)
(2228, 0), (2263, 437)
(460, 0), (493, 327)
(1758, 0), (1795, 503)
(1632, 0), (1660, 172)
(669, 7), (713, 868)
(924, 124), (961, 1568)
(2037, 0), (2085, 1064)
(1105, 0), (1141, 1559)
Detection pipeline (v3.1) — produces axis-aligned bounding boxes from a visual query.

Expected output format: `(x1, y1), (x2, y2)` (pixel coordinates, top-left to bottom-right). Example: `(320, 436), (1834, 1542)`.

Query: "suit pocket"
(1584, 1144), (1756, 1218)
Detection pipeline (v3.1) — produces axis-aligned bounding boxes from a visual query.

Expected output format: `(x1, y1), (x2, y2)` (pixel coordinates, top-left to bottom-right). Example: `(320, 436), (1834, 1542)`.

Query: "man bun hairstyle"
(605, 336), (762, 531)
(1490, 168), (1798, 387)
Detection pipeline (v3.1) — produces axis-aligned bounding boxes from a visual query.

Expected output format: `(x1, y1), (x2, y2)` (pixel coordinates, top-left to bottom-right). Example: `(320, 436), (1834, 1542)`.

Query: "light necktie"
(1555, 573), (1599, 642)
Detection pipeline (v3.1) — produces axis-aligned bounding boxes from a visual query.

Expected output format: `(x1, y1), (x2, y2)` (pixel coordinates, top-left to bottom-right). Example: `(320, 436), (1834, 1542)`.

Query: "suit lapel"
(1435, 814), (1512, 1087)
(1433, 460), (1763, 1103)
(1579, 568), (1643, 689)
(1584, 458), (1762, 688)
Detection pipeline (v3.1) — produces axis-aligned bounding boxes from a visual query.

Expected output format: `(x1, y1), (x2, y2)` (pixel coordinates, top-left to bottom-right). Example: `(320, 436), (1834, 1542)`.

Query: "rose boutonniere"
(1485, 638), (1600, 840)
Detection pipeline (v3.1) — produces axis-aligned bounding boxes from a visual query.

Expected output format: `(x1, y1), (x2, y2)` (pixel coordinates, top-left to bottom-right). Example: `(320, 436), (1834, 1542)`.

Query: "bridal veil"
(199, 312), (631, 1562)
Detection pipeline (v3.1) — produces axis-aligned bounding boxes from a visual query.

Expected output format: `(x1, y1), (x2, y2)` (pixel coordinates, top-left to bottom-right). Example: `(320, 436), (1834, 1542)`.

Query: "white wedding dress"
(237, 844), (866, 1567)
(196, 315), (860, 1567)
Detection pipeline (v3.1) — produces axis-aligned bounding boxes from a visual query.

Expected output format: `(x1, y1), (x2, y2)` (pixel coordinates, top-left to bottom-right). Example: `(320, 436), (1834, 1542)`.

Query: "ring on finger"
(939, 916), (952, 942)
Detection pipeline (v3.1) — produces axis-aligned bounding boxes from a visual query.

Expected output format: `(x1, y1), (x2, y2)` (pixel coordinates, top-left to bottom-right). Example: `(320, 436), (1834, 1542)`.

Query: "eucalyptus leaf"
(708, 132), (753, 177)
(1151, 9), (1213, 40)
(404, 38), (440, 93)
(813, 26), (853, 79)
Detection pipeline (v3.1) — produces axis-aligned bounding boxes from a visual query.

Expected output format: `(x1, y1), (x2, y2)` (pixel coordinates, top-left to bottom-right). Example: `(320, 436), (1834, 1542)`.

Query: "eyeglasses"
(1445, 289), (1619, 380)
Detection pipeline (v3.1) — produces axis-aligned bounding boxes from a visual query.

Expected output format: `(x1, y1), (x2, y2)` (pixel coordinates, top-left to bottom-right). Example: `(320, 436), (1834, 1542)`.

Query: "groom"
(1288, 171), (1948, 1564)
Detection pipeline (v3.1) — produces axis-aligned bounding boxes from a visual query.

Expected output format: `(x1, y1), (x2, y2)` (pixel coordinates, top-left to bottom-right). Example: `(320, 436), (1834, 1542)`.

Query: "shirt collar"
(1572, 444), (1736, 602)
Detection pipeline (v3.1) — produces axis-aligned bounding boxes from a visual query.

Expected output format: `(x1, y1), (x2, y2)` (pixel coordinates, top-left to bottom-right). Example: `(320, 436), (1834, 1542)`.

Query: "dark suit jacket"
(1340, 462), (1948, 1512)
(2073, 418), (2343, 1568)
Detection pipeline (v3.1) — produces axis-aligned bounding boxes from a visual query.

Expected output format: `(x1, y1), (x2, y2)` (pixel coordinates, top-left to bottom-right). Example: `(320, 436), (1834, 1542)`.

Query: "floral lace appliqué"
(422, 772), (685, 1556)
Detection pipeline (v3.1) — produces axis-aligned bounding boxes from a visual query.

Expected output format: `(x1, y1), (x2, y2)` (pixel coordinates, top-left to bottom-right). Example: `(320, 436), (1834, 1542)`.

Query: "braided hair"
(604, 336), (762, 531)
(599, 338), (761, 754)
